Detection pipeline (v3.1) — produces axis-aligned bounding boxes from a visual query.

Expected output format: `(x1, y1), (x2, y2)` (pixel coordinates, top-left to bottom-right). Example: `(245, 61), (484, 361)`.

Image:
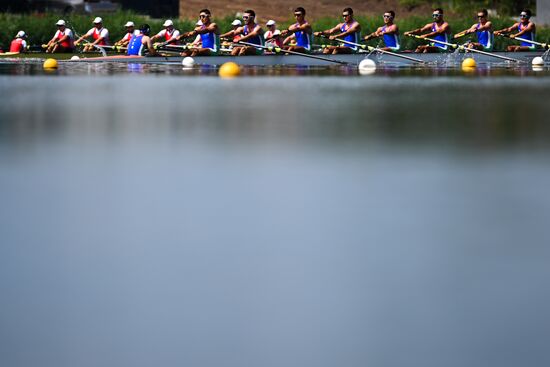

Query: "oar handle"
(497, 33), (549, 48)
(406, 34), (459, 49)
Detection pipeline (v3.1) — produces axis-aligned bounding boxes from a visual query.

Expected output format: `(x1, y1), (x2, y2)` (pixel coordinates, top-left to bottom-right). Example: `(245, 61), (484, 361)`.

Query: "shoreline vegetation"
(1, 10), (548, 51)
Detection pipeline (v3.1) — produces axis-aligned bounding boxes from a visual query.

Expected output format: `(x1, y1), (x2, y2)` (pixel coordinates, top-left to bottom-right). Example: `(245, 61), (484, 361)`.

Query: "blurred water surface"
(1, 72), (550, 367)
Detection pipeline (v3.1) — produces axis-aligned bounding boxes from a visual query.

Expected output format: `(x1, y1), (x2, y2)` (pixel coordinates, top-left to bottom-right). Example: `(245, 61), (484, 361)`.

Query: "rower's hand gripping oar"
(236, 40), (350, 65)
(495, 33), (549, 49)
(407, 34), (524, 63)
(318, 34), (426, 64)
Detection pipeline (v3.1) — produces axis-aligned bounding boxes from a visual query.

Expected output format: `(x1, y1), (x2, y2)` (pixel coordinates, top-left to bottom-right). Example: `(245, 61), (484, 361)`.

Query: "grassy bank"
(1, 11), (548, 51)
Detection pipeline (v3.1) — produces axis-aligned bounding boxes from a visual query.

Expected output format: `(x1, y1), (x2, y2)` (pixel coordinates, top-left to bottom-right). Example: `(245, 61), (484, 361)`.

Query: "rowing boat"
(1, 50), (547, 66)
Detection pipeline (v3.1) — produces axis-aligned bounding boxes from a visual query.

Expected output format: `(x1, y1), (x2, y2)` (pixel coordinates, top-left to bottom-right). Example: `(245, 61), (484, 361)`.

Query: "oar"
(407, 34), (524, 63)
(496, 34), (549, 49)
(155, 43), (194, 50)
(324, 35), (425, 64)
(236, 41), (349, 65)
(81, 41), (108, 56)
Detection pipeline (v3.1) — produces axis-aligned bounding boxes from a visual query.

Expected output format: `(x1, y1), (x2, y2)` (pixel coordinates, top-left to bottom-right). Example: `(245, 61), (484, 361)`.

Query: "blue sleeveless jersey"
(127, 34), (144, 55)
(382, 25), (400, 50)
(199, 26), (220, 52)
(294, 22), (312, 50)
(518, 23), (535, 48)
(340, 21), (360, 49)
(431, 23), (449, 49)
(475, 23), (493, 50)
(243, 24), (264, 46)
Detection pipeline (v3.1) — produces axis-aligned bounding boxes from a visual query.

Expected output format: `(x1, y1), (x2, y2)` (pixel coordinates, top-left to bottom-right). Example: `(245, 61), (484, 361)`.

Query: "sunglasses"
(342, 13), (350, 17)
(294, 13), (303, 17)
(199, 14), (209, 18)
(520, 14), (528, 18)
(242, 15), (251, 20)
(432, 13), (442, 17)
(383, 15), (392, 18)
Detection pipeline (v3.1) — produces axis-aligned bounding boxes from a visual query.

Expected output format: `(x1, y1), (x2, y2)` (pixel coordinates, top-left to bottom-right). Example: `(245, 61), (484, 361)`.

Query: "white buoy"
(532, 65), (544, 72)
(532, 56), (544, 66)
(182, 56), (195, 67)
(70, 55), (80, 61)
(358, 58), (376, 75)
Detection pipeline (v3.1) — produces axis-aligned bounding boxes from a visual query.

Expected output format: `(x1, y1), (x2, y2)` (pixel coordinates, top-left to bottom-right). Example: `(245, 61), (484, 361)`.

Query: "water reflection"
(1, 75), (550, 367)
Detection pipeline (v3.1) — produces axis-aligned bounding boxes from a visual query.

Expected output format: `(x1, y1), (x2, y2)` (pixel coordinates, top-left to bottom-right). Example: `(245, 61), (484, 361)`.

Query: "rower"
(45, 19), (75, 53)
(453, 9), (493, 51)
(494, 9), (536, 52)
(151, 19), (181, 46)
(264, 20), (282, 48)
(75, 17), (110, 52)
(114, 21), (140, 48)
(179, 9), (220, 57)
(127, 24), (156, 56)
(404, 8), (451, 53)
(281, 7), (313, 53)
(363, 10), (400, 51)
(314, 7), (361, 54)
(10, 31), (28, 53)
(221, 9), (264, 56)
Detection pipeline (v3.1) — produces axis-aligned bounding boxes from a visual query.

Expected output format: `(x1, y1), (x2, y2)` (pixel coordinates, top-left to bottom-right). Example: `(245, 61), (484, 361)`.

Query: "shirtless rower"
(75, 17), (110, 52)
(45, 19), (74, 53)
(314, 7), (361, 54)
(10, 31), (28, 53)
(281, 7), (313, 53)
(404, 8), (451, 53)
(127, 24), (157, 56)
(494, 9), (537, 52)
(151, 20), (181, 46)
(179, 9), (220, 57)
(363, 10), (400, 51)
(114, 21), (140, 48)
(221, 9), (264, 56)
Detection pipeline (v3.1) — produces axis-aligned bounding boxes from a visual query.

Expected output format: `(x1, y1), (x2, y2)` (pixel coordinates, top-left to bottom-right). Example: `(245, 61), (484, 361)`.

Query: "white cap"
(56, 19), (66, 26)
(93, 17), (103, 24)
(124, 21), (135, 27)
(266, 20), (276, 26)
(231, 19), (242, 26)
(163, 19), (174, 27)
(196, 20), (203, 26)
(16, 31), (26, 38)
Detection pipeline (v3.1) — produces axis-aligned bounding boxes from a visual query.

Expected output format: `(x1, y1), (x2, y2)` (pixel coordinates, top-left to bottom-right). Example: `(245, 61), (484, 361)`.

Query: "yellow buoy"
(461, 57), (476, 68)
(219, 62), (240, 78)
(43, 58), (58, 69)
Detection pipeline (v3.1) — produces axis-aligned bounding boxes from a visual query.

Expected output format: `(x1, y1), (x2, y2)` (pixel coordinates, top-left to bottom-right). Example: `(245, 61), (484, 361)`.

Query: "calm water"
(1, 65), (550, 367)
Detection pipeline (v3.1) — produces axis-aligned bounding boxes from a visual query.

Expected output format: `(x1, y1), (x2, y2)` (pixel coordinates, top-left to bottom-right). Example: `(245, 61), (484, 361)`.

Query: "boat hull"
(71, 51), (547, 66)
(1, 51), (546, 66)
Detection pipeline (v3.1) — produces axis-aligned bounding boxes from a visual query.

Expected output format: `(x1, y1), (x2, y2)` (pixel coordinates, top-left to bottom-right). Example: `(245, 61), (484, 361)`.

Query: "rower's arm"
(238, 25), (261, 42)
(477, 21), (492, 32)
(381, 24), (397, 35)
(196, 23), (219, 35)
(404, 24), (430, 36)
(220, 28), (238, 39)
(333, 23), (360, 39)
(144, 36), (157, 56)
(513, 22), (535, 37)
(365, 26), (384, 40)
(283, 34), (295, 45)
(423, 22), (449, 38)
(91, 31), (108, 45)
(315, 24), (342, 37)
(494, 23), (518, 35)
